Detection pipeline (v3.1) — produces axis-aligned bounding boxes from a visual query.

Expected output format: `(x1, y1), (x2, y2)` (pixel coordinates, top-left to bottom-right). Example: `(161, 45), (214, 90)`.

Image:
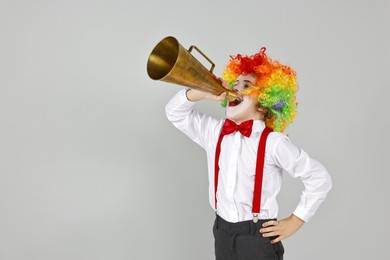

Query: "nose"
(234, 85), (242, 91)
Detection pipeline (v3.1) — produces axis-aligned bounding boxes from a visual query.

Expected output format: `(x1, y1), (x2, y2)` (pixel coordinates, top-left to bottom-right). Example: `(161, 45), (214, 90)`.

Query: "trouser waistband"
(214, 214), (276, 235)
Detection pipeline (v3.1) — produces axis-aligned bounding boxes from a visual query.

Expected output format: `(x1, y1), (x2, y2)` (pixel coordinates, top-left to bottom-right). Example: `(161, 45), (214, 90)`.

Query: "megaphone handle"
(188, 45), (215, 73)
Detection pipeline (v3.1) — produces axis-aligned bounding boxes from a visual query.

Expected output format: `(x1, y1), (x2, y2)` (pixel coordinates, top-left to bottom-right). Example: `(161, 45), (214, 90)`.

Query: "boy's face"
(226, 73), (263, 124)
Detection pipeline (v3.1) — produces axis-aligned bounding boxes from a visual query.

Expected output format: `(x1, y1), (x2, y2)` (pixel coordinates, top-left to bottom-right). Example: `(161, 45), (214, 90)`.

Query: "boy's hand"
(186, 89), (227, 102)
(185, 77), (230, 102)
(259, 214), (305, 244)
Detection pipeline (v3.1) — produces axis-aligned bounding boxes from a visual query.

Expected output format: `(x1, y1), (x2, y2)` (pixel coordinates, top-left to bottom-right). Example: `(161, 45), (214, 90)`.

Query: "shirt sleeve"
(165, 89), (221, 149)
(271, 134), (332, 222)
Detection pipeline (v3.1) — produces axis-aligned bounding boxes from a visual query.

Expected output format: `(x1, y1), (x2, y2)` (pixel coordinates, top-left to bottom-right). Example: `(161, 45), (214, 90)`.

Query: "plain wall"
(0, 0), (389, 259)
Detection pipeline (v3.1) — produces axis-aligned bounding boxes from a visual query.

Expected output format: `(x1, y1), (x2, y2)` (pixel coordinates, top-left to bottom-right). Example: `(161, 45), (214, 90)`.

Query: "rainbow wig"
(221, 47), (298, 132)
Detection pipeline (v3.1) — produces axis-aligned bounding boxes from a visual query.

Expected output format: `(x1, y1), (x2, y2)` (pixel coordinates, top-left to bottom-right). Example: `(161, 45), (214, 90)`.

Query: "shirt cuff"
(293, 206), (312, 223)
(178, 89), (197, 106)
(165, 89), (197, 120)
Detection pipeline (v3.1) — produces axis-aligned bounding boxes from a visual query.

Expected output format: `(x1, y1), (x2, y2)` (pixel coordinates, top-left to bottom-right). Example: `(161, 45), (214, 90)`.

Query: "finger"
(209, 92), (223, 101)
(216, 92), (227, 101)
(259, 226), (278, 233)
(262, 231), (280, 238)
(217, 77), (230, 89)
(271, 236), (282, 244)
(262, 220), (279, 227)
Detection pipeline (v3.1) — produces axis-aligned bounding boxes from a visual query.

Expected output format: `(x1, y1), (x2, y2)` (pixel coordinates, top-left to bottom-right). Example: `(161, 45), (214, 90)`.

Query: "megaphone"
(146, 36), (238, 101)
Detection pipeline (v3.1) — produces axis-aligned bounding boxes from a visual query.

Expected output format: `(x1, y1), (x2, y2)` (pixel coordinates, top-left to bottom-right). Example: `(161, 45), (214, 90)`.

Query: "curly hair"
(221, 47), (298, 132)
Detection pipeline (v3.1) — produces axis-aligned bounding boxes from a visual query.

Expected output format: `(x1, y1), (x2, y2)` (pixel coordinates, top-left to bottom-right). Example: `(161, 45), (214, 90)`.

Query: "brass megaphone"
(147, 36), (238, 101)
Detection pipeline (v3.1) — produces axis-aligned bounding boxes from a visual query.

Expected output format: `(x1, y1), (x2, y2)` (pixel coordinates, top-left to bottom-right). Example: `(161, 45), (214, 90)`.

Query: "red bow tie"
(221, 119), (253, 137)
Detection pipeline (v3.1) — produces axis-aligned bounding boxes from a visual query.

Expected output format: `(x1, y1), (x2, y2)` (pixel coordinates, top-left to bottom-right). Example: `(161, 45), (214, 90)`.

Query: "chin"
(226, 112), (246, 123)
(226, 104), (248, 122)
(227, 107), (244, 121)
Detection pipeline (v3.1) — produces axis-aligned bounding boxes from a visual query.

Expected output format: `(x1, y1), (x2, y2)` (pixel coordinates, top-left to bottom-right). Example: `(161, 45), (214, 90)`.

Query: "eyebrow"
(234, 79), (254, 85)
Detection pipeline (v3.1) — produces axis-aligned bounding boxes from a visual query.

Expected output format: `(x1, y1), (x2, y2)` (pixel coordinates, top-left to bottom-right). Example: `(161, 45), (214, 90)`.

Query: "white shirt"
(165, 89), (332, 223)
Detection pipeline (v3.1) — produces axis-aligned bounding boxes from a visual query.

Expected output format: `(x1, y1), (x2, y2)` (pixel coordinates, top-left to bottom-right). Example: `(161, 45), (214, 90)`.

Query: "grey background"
(0, 0), (389, 259)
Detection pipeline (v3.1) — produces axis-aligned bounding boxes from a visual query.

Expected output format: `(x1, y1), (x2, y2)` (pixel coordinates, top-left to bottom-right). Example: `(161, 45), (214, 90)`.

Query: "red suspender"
(214, 127), (273, 222)
(214, 133), (225, 209)
(252, 127), (273, 222)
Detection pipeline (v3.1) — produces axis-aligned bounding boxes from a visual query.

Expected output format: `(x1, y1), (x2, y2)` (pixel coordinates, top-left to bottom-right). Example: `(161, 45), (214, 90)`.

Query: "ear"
(257, 106), (267, 114)
(257, 105), (271, 119)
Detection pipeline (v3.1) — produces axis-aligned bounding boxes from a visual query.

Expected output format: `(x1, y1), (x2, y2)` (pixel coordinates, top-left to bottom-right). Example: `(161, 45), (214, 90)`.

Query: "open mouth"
(228, 96), (243, 107)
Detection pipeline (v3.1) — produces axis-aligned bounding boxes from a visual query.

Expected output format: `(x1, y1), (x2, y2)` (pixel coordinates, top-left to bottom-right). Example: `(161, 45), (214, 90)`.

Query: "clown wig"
(221, 47), (298, 132)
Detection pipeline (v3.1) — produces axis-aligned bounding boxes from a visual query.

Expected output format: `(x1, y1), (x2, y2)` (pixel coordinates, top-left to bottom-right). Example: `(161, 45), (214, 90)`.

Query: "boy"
(165, 47), (332, 260)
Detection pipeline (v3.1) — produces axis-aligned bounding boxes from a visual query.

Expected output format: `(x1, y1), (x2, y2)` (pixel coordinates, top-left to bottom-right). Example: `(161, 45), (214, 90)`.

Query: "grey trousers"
(213, 215), (284, 260)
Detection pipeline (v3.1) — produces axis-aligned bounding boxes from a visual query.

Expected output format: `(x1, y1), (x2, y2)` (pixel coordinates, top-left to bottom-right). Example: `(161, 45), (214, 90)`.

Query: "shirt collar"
(251, 120), (266, 136)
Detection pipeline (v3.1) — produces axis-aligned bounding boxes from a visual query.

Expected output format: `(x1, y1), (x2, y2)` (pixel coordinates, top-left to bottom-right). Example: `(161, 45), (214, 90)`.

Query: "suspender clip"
(253, 214), (258, 223)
